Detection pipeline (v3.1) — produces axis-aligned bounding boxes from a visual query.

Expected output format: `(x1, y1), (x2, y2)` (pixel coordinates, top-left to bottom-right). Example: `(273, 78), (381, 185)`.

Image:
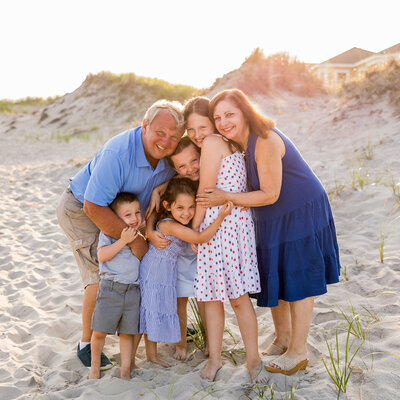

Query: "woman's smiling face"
(186, 113), (215, 148)
(213, 99), (248, 143)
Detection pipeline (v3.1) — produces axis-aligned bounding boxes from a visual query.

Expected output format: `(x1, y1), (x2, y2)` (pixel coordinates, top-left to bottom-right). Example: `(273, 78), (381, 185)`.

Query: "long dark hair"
(158, 177), (198, 223)
(182, 96), (211, 129)
(209, 89), (275, 139)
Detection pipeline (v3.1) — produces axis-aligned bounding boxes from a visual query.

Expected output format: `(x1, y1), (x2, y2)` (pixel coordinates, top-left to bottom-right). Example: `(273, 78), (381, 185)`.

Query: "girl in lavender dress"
(139, 177), (232, 367)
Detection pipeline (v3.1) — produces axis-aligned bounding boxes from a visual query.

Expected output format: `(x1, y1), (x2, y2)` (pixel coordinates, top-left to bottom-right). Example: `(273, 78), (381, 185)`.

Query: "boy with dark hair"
(89, 192), (142, 380)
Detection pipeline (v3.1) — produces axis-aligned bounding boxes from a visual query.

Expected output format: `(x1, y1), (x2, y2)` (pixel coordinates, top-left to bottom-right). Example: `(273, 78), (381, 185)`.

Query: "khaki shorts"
(56, 187), (100, 287)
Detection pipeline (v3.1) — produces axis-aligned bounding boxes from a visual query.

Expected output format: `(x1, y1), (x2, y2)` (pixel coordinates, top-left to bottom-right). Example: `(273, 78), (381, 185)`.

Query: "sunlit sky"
(1, 0), (399, 100)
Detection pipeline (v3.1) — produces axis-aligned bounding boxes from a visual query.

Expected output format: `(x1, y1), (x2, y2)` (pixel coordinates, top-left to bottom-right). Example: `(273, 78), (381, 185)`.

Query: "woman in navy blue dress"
(196, 89), (340, 375)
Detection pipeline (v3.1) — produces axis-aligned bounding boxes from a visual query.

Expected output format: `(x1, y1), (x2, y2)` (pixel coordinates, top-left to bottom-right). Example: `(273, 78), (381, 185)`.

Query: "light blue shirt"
(69, 126), (175, 210)
(98, 232), (140, 284)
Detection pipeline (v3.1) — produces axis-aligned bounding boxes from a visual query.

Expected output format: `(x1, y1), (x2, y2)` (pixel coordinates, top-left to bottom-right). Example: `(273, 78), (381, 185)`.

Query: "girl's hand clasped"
(219, 200), (233, 217)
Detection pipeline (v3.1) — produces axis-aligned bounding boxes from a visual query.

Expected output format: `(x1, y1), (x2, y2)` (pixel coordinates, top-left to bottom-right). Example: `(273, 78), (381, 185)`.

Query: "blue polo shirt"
(69, 126), (175, 211)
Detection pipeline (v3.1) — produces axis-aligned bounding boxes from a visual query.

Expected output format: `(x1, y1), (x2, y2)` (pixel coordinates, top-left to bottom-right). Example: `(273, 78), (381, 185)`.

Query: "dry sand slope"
(0, 93), (399, 399)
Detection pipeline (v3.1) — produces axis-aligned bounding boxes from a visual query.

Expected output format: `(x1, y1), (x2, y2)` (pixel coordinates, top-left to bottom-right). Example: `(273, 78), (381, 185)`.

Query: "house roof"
(379, 43), (400, 54)
(321, 47), (376, 65)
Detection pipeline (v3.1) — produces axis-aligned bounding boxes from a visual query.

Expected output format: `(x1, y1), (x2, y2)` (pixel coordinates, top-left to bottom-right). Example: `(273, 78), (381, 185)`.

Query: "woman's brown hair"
(209, 89), (275, 139)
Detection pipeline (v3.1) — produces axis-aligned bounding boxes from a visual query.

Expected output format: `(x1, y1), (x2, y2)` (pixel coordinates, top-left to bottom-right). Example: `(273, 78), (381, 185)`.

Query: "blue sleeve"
(84, 150), (125, 206)
(98, 232), (113, 249)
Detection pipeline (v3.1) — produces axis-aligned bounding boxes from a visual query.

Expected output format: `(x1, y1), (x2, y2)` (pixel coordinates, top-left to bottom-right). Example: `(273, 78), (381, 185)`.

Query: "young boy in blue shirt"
(89, 192), (142, 380)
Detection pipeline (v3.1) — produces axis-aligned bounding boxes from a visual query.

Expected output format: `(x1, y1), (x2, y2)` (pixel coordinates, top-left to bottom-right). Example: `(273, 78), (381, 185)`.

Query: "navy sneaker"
(100, 351), (113, 371)
(76, 343), (113, 371)
(186, 326), (198, 337)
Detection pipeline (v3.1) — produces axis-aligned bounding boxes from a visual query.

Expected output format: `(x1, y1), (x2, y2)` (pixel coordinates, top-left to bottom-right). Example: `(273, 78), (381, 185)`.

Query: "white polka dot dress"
(194, 151), (261, 302)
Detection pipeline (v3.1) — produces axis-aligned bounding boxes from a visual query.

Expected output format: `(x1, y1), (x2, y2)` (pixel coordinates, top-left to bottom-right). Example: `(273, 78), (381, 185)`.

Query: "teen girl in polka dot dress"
(187, 96), (267, 384)
(194, 147), (260, 301)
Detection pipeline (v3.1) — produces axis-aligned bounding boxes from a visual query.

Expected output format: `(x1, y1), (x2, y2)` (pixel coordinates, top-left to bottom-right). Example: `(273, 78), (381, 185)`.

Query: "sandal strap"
(263, 342), (287, 356)
(270, 354), (307, 370)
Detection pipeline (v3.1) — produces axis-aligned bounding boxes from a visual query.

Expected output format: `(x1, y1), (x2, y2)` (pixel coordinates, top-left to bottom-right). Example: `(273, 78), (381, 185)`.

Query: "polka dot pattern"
(194, 152), (261, 302)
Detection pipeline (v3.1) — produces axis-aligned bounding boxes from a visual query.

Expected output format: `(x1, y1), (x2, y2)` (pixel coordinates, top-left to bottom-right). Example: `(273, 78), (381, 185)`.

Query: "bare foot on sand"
(200, 360), (222, 382)
(120, 367), (131, 380)
(130, 362), (140, 371)
(88, 367), (100, 379)
(249, 361), (269, 384)
(147, 355), (171, 368)
(174, 345), (187, 361)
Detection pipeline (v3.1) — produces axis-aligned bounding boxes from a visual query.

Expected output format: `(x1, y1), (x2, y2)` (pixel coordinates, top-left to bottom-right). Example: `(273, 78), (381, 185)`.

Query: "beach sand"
(1, 91), (399, 399)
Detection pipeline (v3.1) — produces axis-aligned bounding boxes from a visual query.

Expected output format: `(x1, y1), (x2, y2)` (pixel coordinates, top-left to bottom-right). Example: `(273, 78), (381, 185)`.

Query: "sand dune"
(1, 91), (399, 399)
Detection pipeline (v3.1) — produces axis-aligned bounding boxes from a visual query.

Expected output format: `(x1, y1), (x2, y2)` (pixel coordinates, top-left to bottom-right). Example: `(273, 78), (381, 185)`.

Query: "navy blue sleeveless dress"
(245, 128), (340, 307)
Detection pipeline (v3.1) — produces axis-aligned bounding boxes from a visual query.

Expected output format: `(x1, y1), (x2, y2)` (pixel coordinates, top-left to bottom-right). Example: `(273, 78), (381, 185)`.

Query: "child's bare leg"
(119, 333), (133, 380)
(89, 330), (107, 379)
(144, 335), (170, 368)
(174, 297), (188, 360)
(229, 294), (267, 383)
(201, 301), (224, 381)
(130, 333), (142, 370)
(196, 299), (208, 356)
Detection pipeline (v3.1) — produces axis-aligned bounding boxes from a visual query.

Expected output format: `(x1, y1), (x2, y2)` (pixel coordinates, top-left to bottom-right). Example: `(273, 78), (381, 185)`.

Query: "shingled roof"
(379, 43), (400, 54)
(321, 47), (376, 65)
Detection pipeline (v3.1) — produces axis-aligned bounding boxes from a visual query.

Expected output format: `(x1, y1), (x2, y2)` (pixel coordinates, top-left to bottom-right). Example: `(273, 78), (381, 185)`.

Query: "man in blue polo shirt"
(56, 100), (184, 369)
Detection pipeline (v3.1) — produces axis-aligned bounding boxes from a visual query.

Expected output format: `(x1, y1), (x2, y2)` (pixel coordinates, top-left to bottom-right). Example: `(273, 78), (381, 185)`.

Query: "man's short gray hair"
(144, 100), (184, 130)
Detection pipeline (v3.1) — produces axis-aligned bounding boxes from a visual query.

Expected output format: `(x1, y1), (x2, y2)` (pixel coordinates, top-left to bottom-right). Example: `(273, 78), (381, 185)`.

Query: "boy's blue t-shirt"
(98, 232), (140, 284)
(69, 126), (175, 211)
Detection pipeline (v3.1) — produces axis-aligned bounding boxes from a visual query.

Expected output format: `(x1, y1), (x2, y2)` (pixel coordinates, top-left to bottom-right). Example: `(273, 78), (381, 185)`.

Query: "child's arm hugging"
(157, 201), (233, 245)
(98, 227), (138, 262)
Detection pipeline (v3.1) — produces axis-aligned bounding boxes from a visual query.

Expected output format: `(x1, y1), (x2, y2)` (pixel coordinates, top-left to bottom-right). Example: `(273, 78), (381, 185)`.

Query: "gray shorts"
(91, 279), (140, 335)
(56, 187), (100, 287)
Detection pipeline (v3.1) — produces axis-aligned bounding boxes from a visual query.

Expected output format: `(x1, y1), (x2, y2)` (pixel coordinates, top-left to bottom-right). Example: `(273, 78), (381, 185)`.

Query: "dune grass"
(361, 138), (374, 161)
(348, 160), (369, 190)
(0, 96), (58, 114)
(342, 59), (400, 111)
(223, 324), (246, 365)
(327, 174), (346, 199)
(378, 222), (386, 263)
(321, 320), (364, 399)
(340, 265), (349, 281)
(334, 303), (367, 341)
(384, 170), (400, 204)
(239, 378), (297, 400)
(84, 71), (199, 102)
(209, 49), (325, 97)
(378, 216), (400, 263)
(188, 298), (207, 353)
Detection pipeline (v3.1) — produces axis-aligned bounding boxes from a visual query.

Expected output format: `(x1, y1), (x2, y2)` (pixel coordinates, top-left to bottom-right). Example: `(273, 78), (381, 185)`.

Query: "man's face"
(142, 110), (183, 167)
